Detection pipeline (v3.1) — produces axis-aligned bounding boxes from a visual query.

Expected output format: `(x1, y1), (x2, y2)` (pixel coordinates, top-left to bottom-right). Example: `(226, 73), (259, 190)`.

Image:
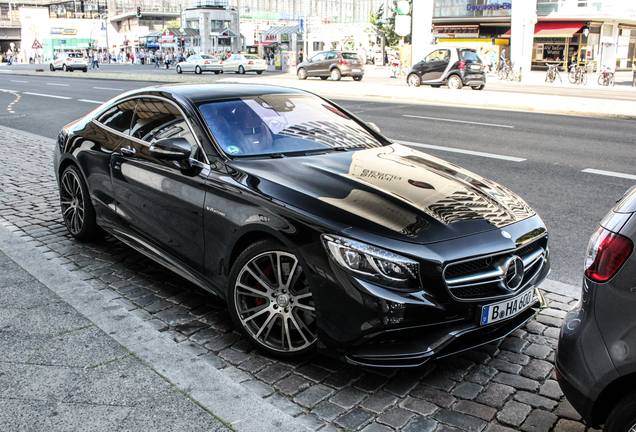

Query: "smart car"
(407, 47), (486, 90)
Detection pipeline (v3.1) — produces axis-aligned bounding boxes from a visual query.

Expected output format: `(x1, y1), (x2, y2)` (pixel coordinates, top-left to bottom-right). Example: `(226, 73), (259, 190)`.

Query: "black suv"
(407, 47), (486, 90)
(297, 50), (364, 81)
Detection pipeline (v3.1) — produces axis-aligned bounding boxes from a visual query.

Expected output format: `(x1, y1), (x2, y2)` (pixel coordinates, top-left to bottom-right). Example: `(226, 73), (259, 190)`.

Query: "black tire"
(59, 165), (101, 242)
(320, 76), (328, 80)
(50, 64), (55, 71)
(176, 65), (182, 74)
(297, 68), (307, 80)
(447, 75), (463, 90)
(63, 64), (68, 72)
(603, 390), (636, 432)
(195, 66), (202, 74)
(239, 65), (245, 74)
(256, 71), (263, 75)
(330, 68), (341, 81)
(83, 68), (88, 73)
(214, 70), (220, 74)
(471, 85), (485, 90)
(228, 240), (317, 358)
(431, 85), (442, 88)
(407, 73), (421, 87)
(353, 76), (362, 81)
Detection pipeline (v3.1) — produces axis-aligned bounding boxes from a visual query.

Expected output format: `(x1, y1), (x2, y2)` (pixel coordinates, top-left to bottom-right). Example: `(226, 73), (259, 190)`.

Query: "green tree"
(370, 0), (412, 46)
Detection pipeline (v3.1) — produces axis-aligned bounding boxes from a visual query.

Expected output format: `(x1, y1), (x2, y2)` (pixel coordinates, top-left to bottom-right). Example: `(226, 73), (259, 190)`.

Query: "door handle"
(120, 147), (136, 156)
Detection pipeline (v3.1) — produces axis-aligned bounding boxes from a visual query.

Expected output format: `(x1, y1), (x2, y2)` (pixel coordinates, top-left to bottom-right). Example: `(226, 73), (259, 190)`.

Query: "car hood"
(228, 144), (536, 244)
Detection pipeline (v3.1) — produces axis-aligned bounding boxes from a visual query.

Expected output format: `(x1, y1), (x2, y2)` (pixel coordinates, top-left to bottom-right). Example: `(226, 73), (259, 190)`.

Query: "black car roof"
(130, 83), (308, 104)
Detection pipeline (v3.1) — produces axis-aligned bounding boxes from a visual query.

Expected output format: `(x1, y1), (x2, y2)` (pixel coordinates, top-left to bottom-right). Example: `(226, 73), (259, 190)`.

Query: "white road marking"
(78, 99), (105, 104)
(582, 168), (636, 181)
(11, 80), (28, 83)
(22, 92), (72, 99)
(0, 89), (19, 92)
(397, 140), (526, 162)
(93, 87), (124, 91)
(403, 114), (515, 129)
(47, 83), (69, 86)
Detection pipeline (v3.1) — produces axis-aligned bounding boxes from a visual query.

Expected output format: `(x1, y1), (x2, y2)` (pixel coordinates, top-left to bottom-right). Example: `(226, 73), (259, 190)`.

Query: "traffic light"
(136, 6), (141, 18)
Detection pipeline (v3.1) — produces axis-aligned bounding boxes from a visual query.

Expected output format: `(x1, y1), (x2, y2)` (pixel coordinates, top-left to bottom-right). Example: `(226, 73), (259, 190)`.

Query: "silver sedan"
(222, 54), (267, 74)
(176, 54), (222, 74)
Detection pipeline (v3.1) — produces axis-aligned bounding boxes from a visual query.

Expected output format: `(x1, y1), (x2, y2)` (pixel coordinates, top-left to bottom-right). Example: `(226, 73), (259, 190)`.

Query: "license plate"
(470, 65), (481, 70)
(479, 288), (536, 326)
(352, 68), (361, 72)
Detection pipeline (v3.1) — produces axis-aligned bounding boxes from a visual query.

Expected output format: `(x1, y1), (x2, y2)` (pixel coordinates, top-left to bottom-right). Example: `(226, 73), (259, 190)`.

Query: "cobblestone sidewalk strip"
(0, 124), (591, 431)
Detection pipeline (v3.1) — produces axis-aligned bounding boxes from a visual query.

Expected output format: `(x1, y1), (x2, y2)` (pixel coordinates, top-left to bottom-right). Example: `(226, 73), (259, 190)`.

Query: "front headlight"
(322, 234), (420, 291)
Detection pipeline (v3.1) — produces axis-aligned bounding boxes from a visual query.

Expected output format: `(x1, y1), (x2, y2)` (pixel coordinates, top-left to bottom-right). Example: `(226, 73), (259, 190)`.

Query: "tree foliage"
(370, 0), (412, 47)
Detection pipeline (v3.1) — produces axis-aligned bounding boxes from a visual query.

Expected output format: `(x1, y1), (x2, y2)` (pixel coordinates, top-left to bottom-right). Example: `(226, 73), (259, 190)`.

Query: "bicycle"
(391, 60), (409, 78)
(598, 65), (615, 87)
(498, 60), (521, 82)
(545, 63), (562, 83)
(568, 65), (587, 85)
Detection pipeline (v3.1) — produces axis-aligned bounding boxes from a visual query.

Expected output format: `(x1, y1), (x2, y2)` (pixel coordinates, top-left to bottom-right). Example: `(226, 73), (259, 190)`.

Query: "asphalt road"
(0, 73), (634, 288)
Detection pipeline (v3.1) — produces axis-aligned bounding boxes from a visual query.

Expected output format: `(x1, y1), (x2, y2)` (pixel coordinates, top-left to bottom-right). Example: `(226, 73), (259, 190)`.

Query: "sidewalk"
(0, 221), (309, 432)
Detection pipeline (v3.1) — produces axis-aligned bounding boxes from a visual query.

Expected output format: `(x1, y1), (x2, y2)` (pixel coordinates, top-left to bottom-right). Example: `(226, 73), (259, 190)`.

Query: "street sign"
(395, 15), (412, 37)
(32, 39), (43, 49)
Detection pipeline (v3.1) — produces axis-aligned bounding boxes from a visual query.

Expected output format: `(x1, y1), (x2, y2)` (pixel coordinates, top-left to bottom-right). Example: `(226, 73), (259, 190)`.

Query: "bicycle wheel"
(546, 71), (553, 83)
(598, 74), (605, 86)
(582, 71), (587, 85)
(555, 70), (562, 83)
(568, 70), (576, 84)
(497, 69), (505, 80)
(610, 74), (615, 87)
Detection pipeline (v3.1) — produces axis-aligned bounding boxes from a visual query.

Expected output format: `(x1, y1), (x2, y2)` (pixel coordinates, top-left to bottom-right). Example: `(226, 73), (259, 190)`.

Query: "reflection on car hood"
(230, 144), (536, 243)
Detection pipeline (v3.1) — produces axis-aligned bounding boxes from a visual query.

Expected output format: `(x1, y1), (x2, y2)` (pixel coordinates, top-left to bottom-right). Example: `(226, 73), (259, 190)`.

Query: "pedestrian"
(298, 49), (304, 63)
(154, 50), (160, 67)
(490, 50), (497, 73)
(6, 47), (12, 66)
(498, 49), (506, 72)
(268, 49), (274, 65)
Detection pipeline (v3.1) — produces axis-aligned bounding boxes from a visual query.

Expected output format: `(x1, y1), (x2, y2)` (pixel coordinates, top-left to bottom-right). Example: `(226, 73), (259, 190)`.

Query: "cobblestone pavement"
(0, 127), (591, 432)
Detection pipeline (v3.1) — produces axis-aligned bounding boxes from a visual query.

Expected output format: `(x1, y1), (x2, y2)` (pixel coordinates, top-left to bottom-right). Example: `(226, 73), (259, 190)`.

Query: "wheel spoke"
(241, 305), (270, 323)
(254, 310), (276, 339)
(289, 312), (311, 345)
(237, 281), (273, 297)
(283, 259), (299, 290)
(294, 303), (316, 313)
(283, 316), (293, 350)
(246, 264), (275, 292)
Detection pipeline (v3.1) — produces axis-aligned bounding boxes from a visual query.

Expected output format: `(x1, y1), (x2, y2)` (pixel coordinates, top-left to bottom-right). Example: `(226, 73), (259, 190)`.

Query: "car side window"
(131, 98), (199, 159)
(326, 53), (338, 60)
(425, 50), (450, 62)
(310, 53), (325, 62)
(96, 99), (138, 134)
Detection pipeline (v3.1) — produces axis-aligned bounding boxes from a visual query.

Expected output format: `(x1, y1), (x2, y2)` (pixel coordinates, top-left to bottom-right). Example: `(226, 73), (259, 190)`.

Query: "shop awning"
(254, 41), (274, 47)
(504, 22), (585, 37)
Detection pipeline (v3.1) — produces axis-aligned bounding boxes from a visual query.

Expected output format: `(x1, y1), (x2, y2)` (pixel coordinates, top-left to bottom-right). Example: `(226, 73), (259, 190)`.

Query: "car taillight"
(66, 58), (72, 62)
(248, 61), (254, 65)
(584, 226), (633, 282)
(219, 61), (223, 64)
(339, 59), (348, 65)
(459, 61), (466, 69)
(205, 61), (210, 64)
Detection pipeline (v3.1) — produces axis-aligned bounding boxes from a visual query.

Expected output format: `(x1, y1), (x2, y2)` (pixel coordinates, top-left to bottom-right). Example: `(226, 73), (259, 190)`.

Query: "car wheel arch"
(591, 372), (636, 428)
(227, 228), (296, 276)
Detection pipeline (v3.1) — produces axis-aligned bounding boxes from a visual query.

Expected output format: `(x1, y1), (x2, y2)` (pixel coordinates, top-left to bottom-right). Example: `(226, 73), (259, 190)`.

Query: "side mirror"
(367, 122), (381, 134)
(149, 137), (191, 161)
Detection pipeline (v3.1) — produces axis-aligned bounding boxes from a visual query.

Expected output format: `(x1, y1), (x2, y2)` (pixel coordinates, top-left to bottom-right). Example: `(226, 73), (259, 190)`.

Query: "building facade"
(430, 0), (636, 71)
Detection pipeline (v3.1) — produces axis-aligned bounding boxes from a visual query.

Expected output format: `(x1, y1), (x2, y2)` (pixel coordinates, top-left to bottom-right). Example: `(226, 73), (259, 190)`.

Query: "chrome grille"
(443, 240), (546, 301)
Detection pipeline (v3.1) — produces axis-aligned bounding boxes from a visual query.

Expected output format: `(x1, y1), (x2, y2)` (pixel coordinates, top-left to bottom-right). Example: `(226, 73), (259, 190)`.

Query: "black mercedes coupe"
(53, 84), (550, 367)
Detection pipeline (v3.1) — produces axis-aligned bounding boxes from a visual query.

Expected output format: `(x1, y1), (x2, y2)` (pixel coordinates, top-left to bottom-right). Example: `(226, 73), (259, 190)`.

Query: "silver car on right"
(557, 185), (636, 432)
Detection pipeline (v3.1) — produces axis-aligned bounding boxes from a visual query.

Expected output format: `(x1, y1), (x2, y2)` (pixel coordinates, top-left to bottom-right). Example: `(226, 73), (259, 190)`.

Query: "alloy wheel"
(60, 168), (85, 236)
(233, 250), (316, 354)
(407, 74), (420, 87)
(297, 68), (307, 80)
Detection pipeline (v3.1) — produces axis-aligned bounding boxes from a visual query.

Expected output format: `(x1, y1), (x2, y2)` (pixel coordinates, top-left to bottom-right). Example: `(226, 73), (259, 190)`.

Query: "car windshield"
(460, 49), (481, 63)
(198, 94), (383, 157)
(341, 53), (360, 60)
(201, 55), (215, 60)
(67, 53), (82, 58)
(244, 54), (260, 60)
